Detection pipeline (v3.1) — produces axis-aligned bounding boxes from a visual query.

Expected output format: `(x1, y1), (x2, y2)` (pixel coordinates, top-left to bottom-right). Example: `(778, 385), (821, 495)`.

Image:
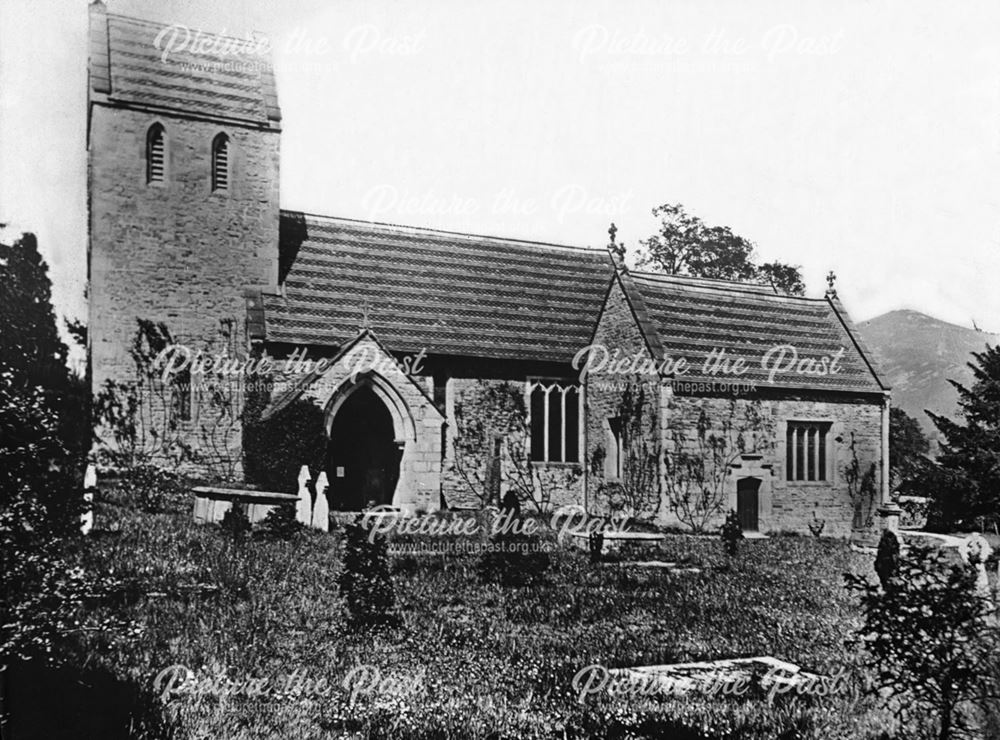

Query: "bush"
(112, 464), (188, 514)
(219, 504), (251, 540)
(339, 521), (397, 627)
(720, 509), (743, 557)
(846, 543), (1000, 738)
(259, 502), (302, 539)
(243, 398), (326, 493)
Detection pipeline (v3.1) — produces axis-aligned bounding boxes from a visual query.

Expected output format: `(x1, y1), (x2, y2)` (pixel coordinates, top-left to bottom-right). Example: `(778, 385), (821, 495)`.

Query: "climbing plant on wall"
(663, 398), (774, 533)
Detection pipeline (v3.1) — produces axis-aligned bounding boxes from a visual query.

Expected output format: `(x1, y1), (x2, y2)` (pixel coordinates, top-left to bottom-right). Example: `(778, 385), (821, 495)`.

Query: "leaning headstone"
(81, 463), (96, 535)
(312, 471), (329, 532)
(296, 466), (312, 526)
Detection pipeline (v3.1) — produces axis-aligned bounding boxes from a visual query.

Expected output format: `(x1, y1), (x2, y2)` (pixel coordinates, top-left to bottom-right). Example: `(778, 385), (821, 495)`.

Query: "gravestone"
(312, 471), (330, 532)
(296, 466), (312, 526)
(81, 464), (96, 535)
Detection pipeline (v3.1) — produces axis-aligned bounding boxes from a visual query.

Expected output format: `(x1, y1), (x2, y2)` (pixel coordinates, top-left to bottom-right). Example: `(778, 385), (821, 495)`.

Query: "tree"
(889, 407), (930, 493)
(756, 261), (805, 296)
(635, 203), (806, 295)
(0, 232), (67, 385)
(0, 229), (115, 663)
(923, 345), (1000, 531)
(0, 230), (88, 515)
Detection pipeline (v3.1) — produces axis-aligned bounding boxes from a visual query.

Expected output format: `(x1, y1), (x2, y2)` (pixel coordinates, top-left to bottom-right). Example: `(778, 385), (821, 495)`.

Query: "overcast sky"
(2, 0), (998, 334)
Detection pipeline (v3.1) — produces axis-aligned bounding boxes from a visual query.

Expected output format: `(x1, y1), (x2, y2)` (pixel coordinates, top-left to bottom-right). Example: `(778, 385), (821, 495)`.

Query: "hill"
(856, 309), (999, 452)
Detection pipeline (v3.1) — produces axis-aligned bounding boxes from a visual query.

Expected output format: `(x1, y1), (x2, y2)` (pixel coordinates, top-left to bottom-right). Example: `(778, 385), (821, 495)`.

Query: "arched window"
(146, 123), (165, 183)
(211, 133), (229, 191)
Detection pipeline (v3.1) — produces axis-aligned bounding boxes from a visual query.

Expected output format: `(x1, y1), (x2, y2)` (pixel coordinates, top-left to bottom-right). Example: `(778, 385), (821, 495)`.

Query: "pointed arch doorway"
(327, 384), (403, 510)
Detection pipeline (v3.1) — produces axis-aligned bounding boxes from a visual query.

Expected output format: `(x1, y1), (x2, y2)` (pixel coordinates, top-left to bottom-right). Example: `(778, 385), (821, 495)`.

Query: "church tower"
(87, 2), (281, 470)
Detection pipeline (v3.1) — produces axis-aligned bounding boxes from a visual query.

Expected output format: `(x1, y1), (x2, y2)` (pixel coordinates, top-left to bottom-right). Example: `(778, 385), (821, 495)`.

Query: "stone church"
(87, 3), (891, 536)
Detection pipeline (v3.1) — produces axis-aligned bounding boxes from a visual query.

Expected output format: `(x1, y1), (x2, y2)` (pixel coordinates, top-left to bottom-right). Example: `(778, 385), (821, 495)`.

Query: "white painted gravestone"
(81, 463), (96, 535)
(296, 465), (312, 526)
(312, 471), (329, 532)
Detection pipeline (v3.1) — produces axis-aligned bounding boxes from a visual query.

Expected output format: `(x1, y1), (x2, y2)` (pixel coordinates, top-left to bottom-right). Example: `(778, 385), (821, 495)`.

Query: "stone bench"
(192, 486), (300, 525)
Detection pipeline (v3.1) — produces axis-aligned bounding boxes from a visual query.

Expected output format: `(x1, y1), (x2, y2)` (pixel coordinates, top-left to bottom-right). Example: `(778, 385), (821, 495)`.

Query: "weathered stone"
(312, 471), (329, 532)
(81, 463), (96, 535)
(296, 465), (312, 526)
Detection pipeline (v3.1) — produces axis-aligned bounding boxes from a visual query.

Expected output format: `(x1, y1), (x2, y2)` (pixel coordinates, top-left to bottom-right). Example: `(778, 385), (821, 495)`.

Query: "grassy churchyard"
(18, 476), (996, 740)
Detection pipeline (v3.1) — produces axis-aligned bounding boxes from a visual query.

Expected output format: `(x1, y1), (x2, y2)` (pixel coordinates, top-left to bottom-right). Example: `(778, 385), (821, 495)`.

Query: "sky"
(1, 0), (998, 336)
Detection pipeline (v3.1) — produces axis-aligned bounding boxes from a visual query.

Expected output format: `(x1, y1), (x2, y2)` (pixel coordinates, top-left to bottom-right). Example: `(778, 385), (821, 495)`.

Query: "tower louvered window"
(212, 133), (229, 191)
(146, 124), (165, 183)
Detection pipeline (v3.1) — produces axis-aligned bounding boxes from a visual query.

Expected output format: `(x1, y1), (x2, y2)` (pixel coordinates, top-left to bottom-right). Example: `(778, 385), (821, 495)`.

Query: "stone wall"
(585, 275), (662, 518)
(261, 335), (445, 513)
(442, 377), (584, 512)
(659, 394), (883, 537)
(586, 274), (885, 537)
(88, 104), (280, 474)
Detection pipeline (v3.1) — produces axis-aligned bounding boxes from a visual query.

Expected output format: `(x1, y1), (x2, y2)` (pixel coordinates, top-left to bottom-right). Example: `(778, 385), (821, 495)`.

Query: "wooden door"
(736, 477), (760, 532)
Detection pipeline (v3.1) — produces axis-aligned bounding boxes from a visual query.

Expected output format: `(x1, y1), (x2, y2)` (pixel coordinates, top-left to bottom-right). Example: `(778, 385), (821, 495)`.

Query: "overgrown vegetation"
(451, 380), (582, 513)
(243, 396), (327, 493)
(846, 543), (1000, 739)
(67, 495), (912, 739)
(1, 229), (152, 736)
(843, 432), (879, 530)
(339, 520), (398, 628)
(663, 399), (774, 533)
(93, 317), (248, 480)
(593, 384), (661, 521)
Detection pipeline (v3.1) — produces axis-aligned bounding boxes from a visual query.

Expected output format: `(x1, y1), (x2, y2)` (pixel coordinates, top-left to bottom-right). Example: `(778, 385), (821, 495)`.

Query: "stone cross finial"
(360, 299), (372, 330)
(608, 222), (625, 261)
(825, 270), (838, 299)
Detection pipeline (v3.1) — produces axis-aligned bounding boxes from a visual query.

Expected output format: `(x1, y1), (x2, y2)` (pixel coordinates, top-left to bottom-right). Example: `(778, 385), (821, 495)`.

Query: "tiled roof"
(262, 212), (615, 363)
(626, 272), (887, 393)
(89, 4), (280, 127)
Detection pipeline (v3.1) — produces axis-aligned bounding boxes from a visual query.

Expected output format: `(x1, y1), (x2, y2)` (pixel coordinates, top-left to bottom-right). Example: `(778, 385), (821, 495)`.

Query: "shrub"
(243, 398), (326, 493)
(259, 502), (302, 539)
(113, 463), (188, 514)
(339, 521), (397, 627)
(219, 503), (251, 541)
(720, 509), (743, 557)
(846, 543), (1000, 738)
(874, 529), (901, 591)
